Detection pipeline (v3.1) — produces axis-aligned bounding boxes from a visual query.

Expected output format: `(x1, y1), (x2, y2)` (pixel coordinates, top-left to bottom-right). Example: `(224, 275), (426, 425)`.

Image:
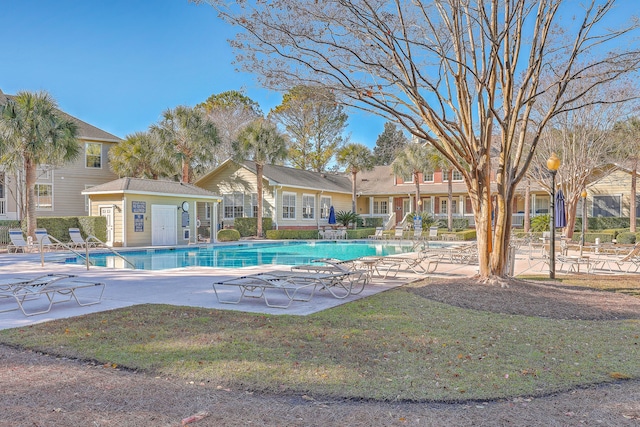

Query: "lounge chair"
(412, 226), (424, 241)
(0, 273), (105, 316)
(292, 258), (369, 293)
(68, 228), (99, 249)
(367, 227), (384, 240)
(590, 242), (640, 273)
(7, 229), (32, 253)
(393, 226), (405, 240)
(427, 226), (439, 241)
(34, 228), (63, 251)
(380, 250), (439, 275)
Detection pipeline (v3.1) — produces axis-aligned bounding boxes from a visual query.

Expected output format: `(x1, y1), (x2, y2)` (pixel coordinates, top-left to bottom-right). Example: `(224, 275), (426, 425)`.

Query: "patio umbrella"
(328, 206), (337, 225)
(555, 189), (567, 229)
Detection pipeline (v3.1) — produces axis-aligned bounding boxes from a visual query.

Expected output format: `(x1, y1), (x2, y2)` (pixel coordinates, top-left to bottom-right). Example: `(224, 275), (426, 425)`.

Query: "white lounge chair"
(68, 228), (99, 248)
(0, 273), (105, 316)
(34, 228), (62, 251)
(7, 229), (31, 253)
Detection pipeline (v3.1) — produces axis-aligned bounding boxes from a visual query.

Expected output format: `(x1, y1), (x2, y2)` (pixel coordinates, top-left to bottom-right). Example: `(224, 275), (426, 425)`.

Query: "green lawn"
(1, 279), (638, 402)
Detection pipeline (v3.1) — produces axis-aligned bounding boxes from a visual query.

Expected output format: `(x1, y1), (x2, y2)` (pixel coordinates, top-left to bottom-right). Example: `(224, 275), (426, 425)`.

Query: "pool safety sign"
(134, 214), (144, 232)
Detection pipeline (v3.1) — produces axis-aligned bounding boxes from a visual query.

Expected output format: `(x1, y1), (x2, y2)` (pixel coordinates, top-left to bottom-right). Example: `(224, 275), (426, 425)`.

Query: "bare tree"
(196, 0), (640, 279)
(527, 81), (636, 239)
(198, 91), (263, 168)
(612, 116), (640, 232)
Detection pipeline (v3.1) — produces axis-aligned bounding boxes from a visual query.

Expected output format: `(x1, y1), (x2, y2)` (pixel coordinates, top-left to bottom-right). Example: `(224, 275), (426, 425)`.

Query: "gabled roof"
(357, 165), (470, 195)
(243, 160), (352, 193)
(0, 89), (121, 143)
(82, 177), (221, 200)
(197, 159), (353, 194)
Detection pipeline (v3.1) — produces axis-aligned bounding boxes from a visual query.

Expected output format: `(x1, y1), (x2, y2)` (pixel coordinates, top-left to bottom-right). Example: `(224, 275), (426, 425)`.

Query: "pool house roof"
(82, 177), (222, 200)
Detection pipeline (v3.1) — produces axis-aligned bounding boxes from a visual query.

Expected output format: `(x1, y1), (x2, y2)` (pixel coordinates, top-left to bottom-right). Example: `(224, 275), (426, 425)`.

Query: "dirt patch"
(2, 275), (640, 426)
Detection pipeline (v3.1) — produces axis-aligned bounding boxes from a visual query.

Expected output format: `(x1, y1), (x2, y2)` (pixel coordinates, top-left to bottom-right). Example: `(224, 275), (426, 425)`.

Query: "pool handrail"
(85, 235), (136, 269)
(36, 233), (135, 270)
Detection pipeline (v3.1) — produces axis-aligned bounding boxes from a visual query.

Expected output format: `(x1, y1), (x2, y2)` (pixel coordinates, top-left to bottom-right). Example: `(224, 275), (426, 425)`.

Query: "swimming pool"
(63, 240), (439, 270)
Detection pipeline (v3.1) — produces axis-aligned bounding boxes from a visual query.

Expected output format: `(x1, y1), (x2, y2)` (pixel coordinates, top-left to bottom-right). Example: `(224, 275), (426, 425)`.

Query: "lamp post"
(581, 189), (587, 255)
(547, 153), (561, 279)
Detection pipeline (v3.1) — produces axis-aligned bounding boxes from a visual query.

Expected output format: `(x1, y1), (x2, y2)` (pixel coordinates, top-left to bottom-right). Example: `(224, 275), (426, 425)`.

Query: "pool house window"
(223, 193), (244, 218)
(373, 199), (388, 215)
(302, 194), (315, 219)
(592, 195), (621, 217)
(282, 192), (296, 219)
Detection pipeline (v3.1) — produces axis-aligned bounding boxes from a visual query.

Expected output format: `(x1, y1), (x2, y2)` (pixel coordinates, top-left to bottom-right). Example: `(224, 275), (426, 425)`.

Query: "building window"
(320, 196), (331, 219)
(35, 184), (53, 209)
(205, 203), (211, 220)
(37, 166), (51, 180)
(401, 173), (413, 183)
(440, 199), (447, 214)
(302, 194), (315, 219)
(442, 170), (463, 182)
(422, 171), (434, 182)
(251, 193), (258, 218)
(85, 142), (102, 168)
(592, 195), (621, 217)
(282, 192), (296, 219)
(223, 193), (244, 219)
(373, 200), (388, 215)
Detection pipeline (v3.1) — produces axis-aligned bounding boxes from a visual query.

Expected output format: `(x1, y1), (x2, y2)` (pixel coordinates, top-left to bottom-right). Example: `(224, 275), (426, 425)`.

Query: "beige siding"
(39, 138), (119, 217)
(274, 186), (351, 228)
(588, 169), (631, 217)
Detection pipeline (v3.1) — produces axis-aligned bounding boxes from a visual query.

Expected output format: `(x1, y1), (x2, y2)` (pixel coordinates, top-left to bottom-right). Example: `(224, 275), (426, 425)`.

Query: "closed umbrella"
(555, 189), (567, 229)
(328, 206), (337, 225)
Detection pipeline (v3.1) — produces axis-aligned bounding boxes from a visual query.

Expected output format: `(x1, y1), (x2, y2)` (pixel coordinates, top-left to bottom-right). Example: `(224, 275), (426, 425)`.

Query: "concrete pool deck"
(0, 248), (546, 330)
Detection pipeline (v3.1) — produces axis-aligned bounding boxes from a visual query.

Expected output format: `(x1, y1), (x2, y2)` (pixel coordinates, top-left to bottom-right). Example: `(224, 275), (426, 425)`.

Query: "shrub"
(346, 228), (376, 239)
(588, 217), (629, 230)
(616, 232), (636, 244)
(452, 218), (469, 231)
(265, 229), (320, 240)
(233, 218), (273, 237)
(530, 214), (550, 232)
(335, 211), (360, 227)
(362, 217), (383, 228)
(24, 216), (107, 244)
(217, 229), (240, 242)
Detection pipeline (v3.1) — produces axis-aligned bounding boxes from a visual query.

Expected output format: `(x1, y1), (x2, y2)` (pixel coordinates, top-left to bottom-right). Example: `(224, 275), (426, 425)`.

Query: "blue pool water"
(64, 240), (437, 270)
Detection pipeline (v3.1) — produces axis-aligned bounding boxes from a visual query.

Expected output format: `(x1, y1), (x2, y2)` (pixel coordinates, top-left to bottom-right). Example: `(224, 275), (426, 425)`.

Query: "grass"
(1, 279), (639, 402)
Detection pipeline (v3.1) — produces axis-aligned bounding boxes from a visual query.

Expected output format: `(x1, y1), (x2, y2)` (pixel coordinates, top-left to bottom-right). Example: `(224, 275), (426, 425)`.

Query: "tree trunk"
(414, 172), (421, 214)
(631, 158), (637, 233)
(181, 158), (190, 183)
(256, 163), (264, 238)
(524, 180), (531, 233)
(447, 169), (453, 231)
(564, 196), (578, 240)
(24, 157), (37, 240)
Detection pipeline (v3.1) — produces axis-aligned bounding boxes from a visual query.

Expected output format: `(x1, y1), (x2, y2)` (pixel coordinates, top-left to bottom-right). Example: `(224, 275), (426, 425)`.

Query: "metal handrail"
(86, 235), (136, 269)
(38, 233), (135, 270)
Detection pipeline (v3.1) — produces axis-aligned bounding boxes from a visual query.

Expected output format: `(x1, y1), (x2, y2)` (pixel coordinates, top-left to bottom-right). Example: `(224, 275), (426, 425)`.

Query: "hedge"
(265, 229), (320, 240)
(616, 232), (636, 244)
(217, 229), (241, 242)
(19, 216), (107, 244)
(233, 218), (273, 237)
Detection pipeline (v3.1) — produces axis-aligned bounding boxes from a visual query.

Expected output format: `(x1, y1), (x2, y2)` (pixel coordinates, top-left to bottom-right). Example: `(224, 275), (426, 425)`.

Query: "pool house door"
(152, 205), (177, 246)
(99, 206), (114, 246)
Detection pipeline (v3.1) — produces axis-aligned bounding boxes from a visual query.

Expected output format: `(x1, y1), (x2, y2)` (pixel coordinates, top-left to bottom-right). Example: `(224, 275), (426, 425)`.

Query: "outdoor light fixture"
(581, 189), (588, 254)
(547, 152), (561, 279)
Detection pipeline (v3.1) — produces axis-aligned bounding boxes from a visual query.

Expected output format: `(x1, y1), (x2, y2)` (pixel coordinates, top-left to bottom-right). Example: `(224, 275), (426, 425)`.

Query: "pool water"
(64, 240), (435, 270)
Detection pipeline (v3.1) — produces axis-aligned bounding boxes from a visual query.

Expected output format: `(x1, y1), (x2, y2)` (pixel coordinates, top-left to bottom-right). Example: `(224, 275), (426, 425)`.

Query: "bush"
(233, 218), (273, 237)
(588, 217), (629, 230)
(23, 216), (107, 244)
(362, 217), (383, 228)
(346, 228), (376, 239)
(570, 232), (615, 243)
(265, 229), (320, 240)
(530, 214), (550, 232)
(335, 211), (360, 227)
(616, 232), (636, 244)
(217, 229), (240, 242)
(452, 218), (469, 231)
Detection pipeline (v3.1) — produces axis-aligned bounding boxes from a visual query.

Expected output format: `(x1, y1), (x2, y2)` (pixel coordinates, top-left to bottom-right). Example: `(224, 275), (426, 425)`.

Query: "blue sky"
(0, 0), (386, 145)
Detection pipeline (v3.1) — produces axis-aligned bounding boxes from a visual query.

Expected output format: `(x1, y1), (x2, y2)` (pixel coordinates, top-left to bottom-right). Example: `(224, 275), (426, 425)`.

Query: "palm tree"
(233, 118), (287, 237)
(150, 106), (220, 183)
(613, 117), (640, 233)
(336, 143), (375, 214)
(109, 131), (169, 179)
(391, 143), (432, 214)
(0, 91), (80, 239)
